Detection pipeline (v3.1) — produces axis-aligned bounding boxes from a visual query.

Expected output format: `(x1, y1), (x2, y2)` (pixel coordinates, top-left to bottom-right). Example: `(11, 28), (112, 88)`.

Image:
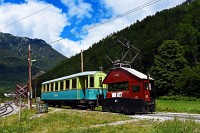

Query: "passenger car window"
(90, 76), (94, 87)
(99, 77), (102, 87)
(60, 81), (63, 90)
(66, 80), (69, 89)
(55, 82), (58, 91)
(72, 79), (76, 88)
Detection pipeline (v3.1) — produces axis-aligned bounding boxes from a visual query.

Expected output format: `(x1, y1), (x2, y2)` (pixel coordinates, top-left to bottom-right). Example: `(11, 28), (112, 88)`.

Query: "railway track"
(0, 101), (14, 117)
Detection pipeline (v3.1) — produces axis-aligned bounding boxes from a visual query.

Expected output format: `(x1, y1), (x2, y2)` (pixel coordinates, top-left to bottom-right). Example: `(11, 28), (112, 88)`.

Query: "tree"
(176, 23), (200, 64)
(150, 40), (187, 96)
(176, 63), (200, 98)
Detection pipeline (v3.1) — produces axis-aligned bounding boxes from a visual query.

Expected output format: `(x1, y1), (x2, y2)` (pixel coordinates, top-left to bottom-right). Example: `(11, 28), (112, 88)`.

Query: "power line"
(0, 5), (51, 31)
(0, 0), (162, 46)
(0, 0), (161, 45)
(48, 0), (162, 44)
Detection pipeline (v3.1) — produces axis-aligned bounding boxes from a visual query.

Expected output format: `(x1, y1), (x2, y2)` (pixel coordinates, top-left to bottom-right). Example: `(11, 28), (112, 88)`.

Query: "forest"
(36, 0), (200, 98)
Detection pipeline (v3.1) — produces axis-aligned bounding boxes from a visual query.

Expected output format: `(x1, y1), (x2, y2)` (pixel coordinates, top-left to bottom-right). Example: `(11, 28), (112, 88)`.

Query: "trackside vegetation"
(1, 109), (130, 133)
(1, 107), (200, 133)
(156, 100), (200, 114)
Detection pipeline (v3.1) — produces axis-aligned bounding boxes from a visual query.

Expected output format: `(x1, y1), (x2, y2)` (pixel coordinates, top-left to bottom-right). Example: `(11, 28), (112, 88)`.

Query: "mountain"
(36, 0), (200, 98)
(0, 32), (66, 94)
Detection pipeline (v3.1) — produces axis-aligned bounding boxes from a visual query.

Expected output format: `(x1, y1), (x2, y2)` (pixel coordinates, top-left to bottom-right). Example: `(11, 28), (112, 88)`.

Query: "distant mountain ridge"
(0, 32), (66, 93)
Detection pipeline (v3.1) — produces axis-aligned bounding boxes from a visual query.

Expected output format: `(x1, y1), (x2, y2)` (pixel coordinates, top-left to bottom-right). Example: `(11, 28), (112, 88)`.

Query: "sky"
(0, 0), (186, 57)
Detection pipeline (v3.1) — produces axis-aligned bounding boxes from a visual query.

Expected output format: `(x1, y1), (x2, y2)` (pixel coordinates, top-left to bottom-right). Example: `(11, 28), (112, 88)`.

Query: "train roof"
(121, 67), (154, 80)
(42, 71), (101, 84)
(104, 67), (154, 81)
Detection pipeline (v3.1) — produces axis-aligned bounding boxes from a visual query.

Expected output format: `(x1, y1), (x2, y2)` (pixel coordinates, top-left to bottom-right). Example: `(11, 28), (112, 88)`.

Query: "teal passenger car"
(41, 71), (107, 109)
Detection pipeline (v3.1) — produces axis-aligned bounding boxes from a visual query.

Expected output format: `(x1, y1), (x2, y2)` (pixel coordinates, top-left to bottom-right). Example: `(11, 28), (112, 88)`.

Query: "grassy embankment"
(1, 99), (200, 133)
(1, 107), (200, 133)
(156, 99), (200, 114)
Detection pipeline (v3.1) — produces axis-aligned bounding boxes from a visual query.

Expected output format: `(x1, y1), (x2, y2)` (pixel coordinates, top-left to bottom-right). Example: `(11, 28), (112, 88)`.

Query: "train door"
(143, 81), (150, 101)
(79, 76), (86, 96)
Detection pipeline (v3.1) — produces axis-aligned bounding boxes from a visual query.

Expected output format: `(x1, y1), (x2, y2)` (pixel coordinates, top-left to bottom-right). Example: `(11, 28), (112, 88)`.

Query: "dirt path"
(83, 112), (200, 129)
(130, 112), (200, 122)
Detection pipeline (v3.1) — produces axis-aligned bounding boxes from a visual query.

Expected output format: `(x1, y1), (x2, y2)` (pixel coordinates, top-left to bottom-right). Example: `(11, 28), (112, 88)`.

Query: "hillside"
(0, 32), (66, 94)
(37, 0), (200, 97)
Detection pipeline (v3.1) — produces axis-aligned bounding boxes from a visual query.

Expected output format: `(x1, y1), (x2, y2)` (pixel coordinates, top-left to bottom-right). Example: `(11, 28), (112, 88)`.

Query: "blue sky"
(0, 0), (186, 57)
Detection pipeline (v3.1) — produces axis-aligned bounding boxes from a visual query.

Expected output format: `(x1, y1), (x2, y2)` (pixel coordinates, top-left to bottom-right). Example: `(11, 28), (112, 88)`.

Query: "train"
(41, 67), (156, 114)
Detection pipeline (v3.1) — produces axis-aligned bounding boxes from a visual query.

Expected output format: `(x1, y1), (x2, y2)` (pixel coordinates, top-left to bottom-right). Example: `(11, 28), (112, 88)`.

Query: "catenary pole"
(28, 44), (32, 109)
(81, 50), (84, 72)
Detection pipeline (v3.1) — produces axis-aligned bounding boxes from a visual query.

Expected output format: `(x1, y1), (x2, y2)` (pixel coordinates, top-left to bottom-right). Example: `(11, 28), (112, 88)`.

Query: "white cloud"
(55, 17), (132, 57)
(0, 0), (69, 53)
(61, 0), (93, 19)
(0, 0), (186, 58)
(67, 0), (186, 55)
(101, 0), (186, 22)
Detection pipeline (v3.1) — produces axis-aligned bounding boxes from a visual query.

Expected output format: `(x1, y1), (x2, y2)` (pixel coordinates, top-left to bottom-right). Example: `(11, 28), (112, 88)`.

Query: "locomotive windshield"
(108, 82), (128, 91)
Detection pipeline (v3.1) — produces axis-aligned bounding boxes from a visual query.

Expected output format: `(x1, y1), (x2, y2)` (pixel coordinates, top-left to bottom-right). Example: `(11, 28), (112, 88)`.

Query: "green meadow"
(156, 100), (200, 114)
(1, 99), (200, 133)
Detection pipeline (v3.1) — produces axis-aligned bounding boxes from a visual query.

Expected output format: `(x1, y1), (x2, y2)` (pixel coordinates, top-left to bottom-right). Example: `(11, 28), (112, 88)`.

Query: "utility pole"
(28, 45), (32, 109)
(81, 50), (84, 72)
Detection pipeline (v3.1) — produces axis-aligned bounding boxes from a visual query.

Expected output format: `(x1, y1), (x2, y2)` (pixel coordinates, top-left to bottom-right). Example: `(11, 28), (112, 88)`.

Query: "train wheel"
(52, 103), (56, 107)
(90, 106), (95, 110)
(109, 106), (113, 112)
(88, 104), (96, 110)
(120, 106), (124, 113)
(124, 107), (131, 115)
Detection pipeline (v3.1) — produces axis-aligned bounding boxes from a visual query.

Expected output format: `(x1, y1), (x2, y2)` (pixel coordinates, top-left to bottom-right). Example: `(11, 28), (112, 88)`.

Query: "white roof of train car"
(42, 71), (99, 84)
(121, 67), (154, 80)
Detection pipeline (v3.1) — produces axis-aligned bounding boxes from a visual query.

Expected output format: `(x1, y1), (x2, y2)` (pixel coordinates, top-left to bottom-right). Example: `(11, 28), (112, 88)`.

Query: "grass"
(1, 99), (200, 132)
(150, 119), (200, 133)
(2, 109), (199, 133)
(69, 120), (153, 133)
(0, 108), (131, 133)
(156, 100), (200, 114)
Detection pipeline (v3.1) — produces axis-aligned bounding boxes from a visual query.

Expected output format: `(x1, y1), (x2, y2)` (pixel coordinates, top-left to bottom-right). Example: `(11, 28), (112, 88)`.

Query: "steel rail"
(0, 101), (14, 117)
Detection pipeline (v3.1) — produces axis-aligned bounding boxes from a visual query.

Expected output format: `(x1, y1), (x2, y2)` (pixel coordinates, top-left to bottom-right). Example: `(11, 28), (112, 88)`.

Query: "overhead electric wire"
(0, 0), (161, 45)
(0, 5), (51, 31)
(0, 0), (182, 49)
(48, 0), (162, 44)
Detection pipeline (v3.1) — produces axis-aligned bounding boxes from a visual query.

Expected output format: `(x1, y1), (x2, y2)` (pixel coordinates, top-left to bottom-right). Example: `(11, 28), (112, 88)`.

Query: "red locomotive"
(102, 67), (155, 114)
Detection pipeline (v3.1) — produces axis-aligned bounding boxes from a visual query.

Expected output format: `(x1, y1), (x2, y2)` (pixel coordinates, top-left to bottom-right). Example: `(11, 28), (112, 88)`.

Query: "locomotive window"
(145, 82), (149, 90)
(108, 82), (128, 91)
(99, 77), (102, 87)
(66, 80), (69, 89)
(132, 85), (140, 92)
(149, 83), (152, 90)
(90, 76), (94, 87)
(72, 78), (77, 89)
